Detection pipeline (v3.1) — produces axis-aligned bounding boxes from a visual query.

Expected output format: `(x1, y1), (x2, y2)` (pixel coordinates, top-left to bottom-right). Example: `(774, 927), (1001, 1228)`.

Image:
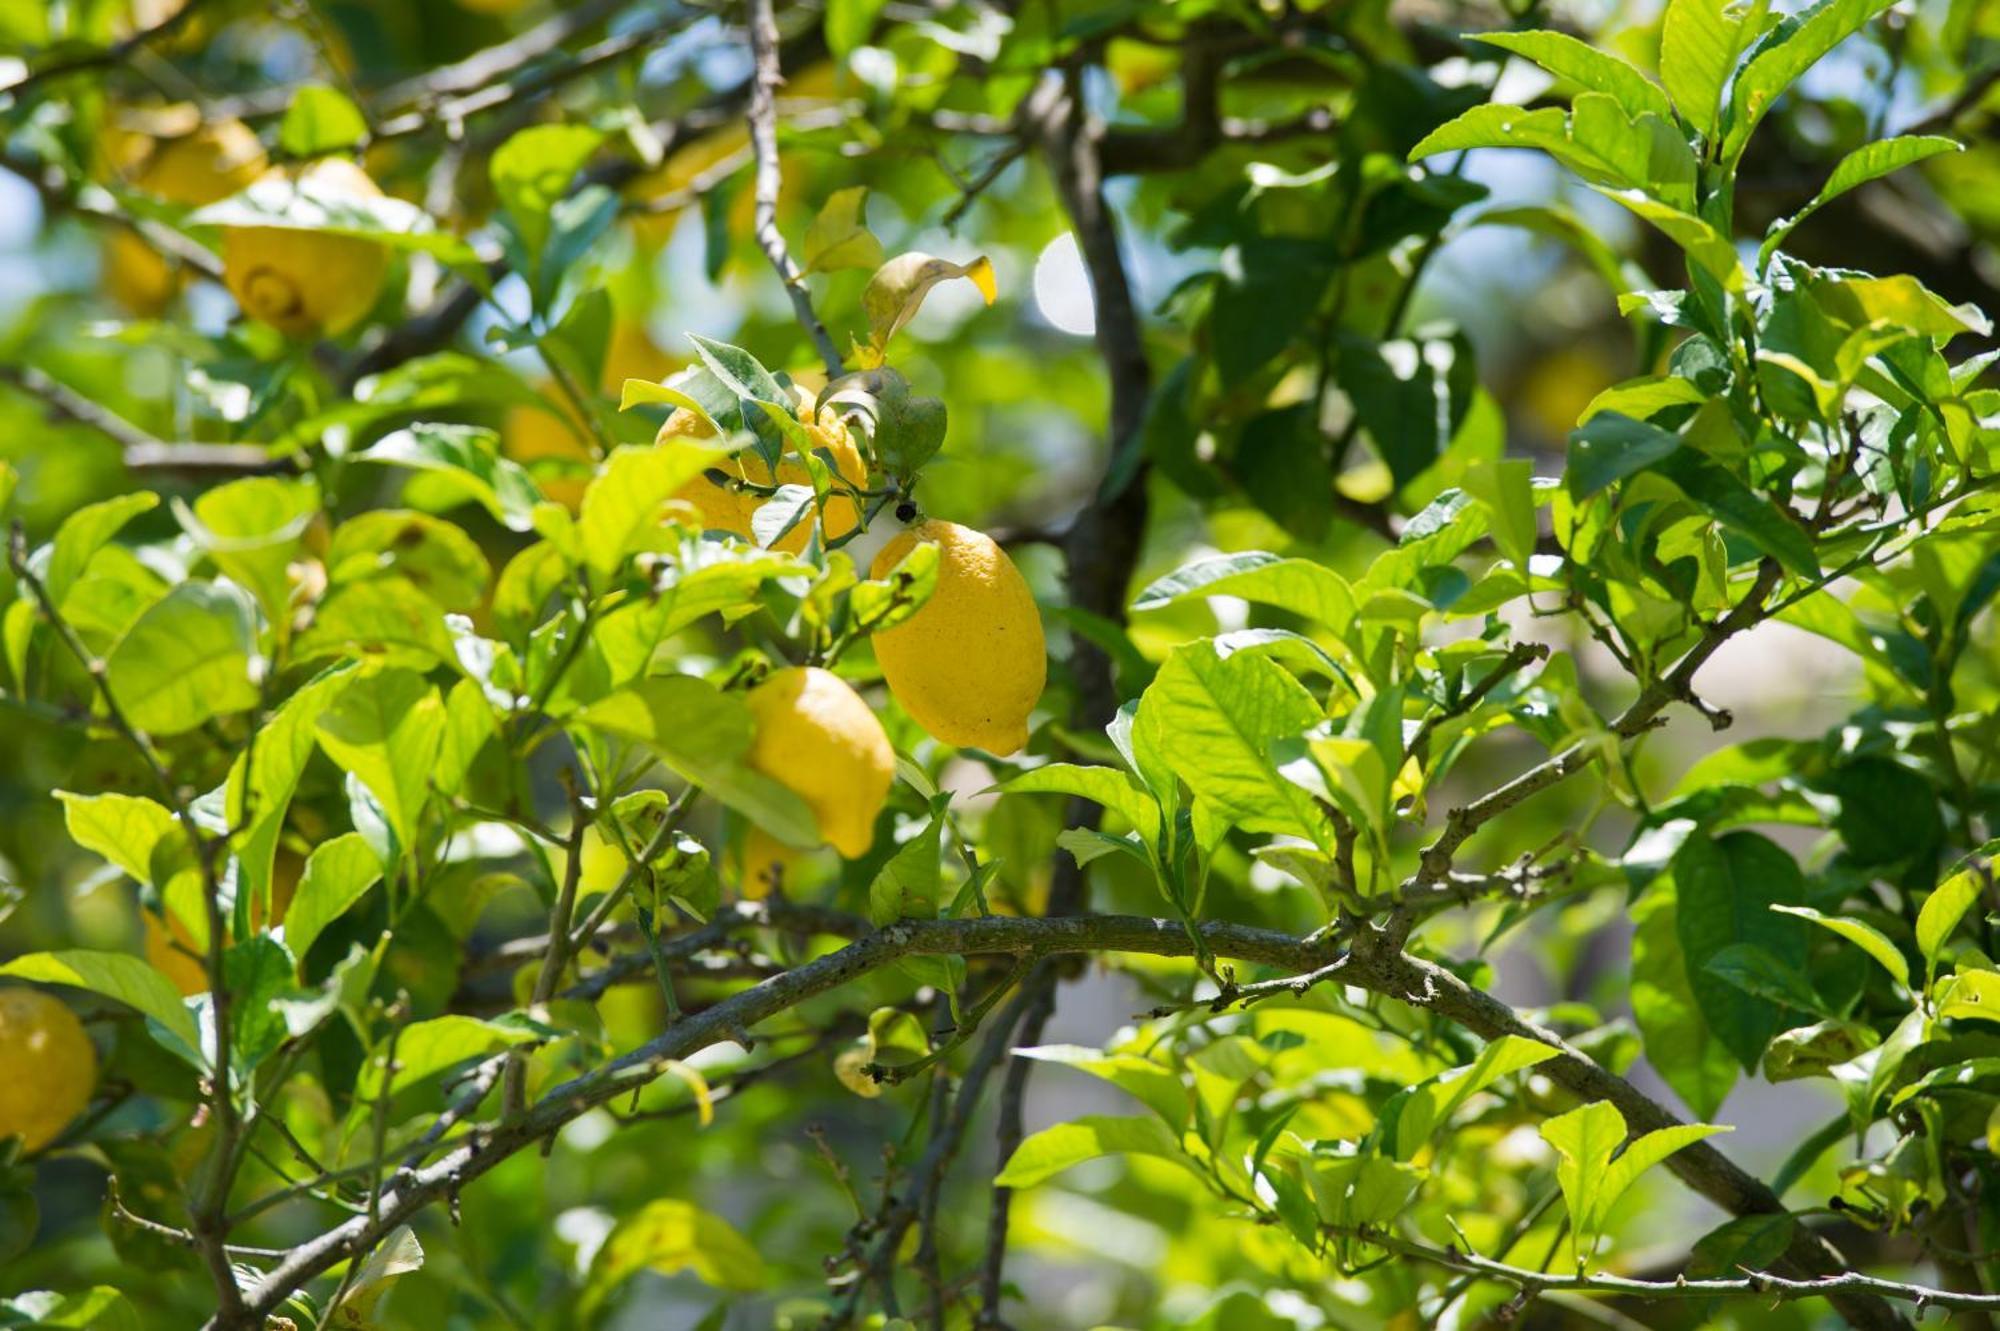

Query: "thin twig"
(746, 0), (845, 378)
(1, 0), (212, 96)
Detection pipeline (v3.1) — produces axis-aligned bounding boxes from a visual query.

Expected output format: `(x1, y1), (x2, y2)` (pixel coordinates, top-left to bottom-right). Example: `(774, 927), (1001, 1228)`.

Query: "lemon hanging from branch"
(870, 520), (1045, 756)
(744, 667), (894, 859)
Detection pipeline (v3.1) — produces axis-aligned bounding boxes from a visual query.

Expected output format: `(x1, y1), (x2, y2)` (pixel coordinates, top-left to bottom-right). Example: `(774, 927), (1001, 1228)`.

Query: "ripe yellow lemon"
(662, 391), (868, 552)
(744, 667), (893, 859)
(0, 989), (97, 1152)
(220, 158), (391, 337)
(870, 520), (1045, 756)
(102, 118), (266, 314)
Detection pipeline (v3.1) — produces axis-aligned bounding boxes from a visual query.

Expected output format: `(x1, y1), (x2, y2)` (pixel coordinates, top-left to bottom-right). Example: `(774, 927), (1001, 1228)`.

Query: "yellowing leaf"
(581, 1199), (764, 1316)
(660, 1058), (714, 1126)
(859, 251), (997, 364)
(800, 185), (884, 276)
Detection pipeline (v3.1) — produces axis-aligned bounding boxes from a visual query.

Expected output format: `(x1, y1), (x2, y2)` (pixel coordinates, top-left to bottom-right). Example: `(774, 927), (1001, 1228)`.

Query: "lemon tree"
(1, 0), (1999, 1328)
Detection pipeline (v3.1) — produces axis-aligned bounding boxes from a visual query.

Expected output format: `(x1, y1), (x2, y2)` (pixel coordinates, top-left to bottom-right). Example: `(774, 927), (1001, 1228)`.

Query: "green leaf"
(1474, 31), (1675, 123)
(869, 814), (943, 924)
(824, 0), (887, 57)
(278, 84), (369, 157)
(1594, 1119), (1731, 1227)
(580, 440), (738, 578)
(1310, 1154), (1427, 1228)
(1003, 763), (1161, 845)
(43, 492), (158, 609)
(282, 833), (384, 962)
(226, 665), (353, 910)
(105, 581), (262, 736)
(1917, 865), (1986, 971)
(314, 670), (445, 858)
(55, 791), (181, 887)
(1659, 0), (1753, 139)
(1336, 331), (1477, 490)
(1653, 448), (1819, 576)
(574, 675), (818, 848)
(799, 185), (884, 274)
(1703, 942), (1832, 1017)
(994, 1115), (1193, 1188)
(189, 171), (475, 265)
(294, 576), (461, 670)
(1013, 1045), (1189, 1128)
(1142, 642), (1332, 850)
(1132, 552), (1355, 637)
(1410, 100), (1695, 208)
(490, 124), (605, 259)
(1578, 376), (1709, 426)
(1761, 136), (1962, 267)
(1771, 904), (1910, 989)
(1541, 1099), (1622, 1250)
(0, 1285), (141, 1330)
(581, 1199), (764, 1317)
(1595, 190), (1743, 290)
(1721, 0), (1896, 165)
(355, 1013), (540, 1099)
(1382, 1035), (1556, 1160)
(184, 477), (319, 627)
(1542, 1100), (1726, 1262)
(1461, 459), (1536, 568)
(1934, 969), (2000, 1024)
(327, 510), (492, 615)
(0, 951), (199, 1061)
(356, 424), (541, 533)
(1673, 831), (1810, 1071)
(1410, 104), (1570, 163)
(1567, 411), (1683, 498)
(684, 334), (787, 409)
(1632, 884), (1738, 1118)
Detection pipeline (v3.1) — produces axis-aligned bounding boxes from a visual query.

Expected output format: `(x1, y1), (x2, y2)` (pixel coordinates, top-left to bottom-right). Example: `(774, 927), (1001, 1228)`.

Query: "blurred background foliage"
(0, 0), (1997, 1327)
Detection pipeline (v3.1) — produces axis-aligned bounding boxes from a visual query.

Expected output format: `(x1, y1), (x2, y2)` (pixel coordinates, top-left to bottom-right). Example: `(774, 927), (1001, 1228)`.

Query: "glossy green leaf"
(281, 833), (384, 962)
(1673, 831), (1810, 1071)
(356, 424), (541, 534)
(994, 1115), (1193, 1188)
(1761, 136), (1962, 266)
(105, 581), (261, 736)
(1132, 552), (1355, 637)
(0, 951), (199, 1060)
(314, 669), (445, 857)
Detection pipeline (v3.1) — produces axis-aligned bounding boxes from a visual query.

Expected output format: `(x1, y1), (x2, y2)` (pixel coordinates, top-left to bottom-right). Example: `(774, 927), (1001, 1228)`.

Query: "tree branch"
(0, 0), (211, 97)
(217, 909), (1907, 1328)
(1326, 1217), (1998, 1314)
(0, 364), (288, 474)
(746, 0), (845, 379)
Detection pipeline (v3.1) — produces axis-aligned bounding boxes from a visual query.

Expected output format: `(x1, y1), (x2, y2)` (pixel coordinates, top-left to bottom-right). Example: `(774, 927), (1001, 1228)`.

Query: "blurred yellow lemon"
(220, 158), (391, 337)
(0, 989), (96, 1152)
(102, 117), (265, 315)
